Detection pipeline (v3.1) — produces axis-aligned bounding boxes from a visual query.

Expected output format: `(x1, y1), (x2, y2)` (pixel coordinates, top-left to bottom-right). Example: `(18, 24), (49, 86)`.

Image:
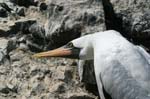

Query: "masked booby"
(33, 30), (150, 99)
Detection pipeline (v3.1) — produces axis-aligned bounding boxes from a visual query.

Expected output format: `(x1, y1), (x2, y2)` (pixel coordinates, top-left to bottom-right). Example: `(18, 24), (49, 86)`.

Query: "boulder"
(44, 0), (105, 50)
(108, 0), (150, 49)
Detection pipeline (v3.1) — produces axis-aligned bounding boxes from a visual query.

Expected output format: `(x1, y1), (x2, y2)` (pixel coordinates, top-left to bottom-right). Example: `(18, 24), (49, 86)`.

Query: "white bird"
(33, 30), (150, 99)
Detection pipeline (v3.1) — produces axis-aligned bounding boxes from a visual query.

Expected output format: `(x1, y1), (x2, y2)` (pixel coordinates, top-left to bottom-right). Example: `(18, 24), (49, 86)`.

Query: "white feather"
(72, 30), (150, 99)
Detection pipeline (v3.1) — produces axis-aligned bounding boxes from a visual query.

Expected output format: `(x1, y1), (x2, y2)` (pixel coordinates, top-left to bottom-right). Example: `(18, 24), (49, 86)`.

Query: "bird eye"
(66, 42), (74, 48)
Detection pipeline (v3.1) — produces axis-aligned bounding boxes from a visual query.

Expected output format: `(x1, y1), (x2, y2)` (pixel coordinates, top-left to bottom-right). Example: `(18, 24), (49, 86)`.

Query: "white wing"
(136, 46), (150, 64)
(78, 60), (84, 82)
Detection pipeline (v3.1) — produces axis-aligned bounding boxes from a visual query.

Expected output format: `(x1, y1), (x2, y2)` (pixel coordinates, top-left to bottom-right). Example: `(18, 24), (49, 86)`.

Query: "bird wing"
(78, 60), (84, 82)
(101, 60), (150, 99)
(135, 46), (150, 64)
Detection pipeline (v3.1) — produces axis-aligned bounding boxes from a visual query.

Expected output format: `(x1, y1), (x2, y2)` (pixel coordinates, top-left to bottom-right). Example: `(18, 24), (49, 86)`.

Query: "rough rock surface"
(44, 0), (105, 50)
(0, 0), (150, 99)
(9, 0), (38, 7)
(109, 0), (150, 49)
(0, 6), (8, 17)
(0, 49), (95, 99)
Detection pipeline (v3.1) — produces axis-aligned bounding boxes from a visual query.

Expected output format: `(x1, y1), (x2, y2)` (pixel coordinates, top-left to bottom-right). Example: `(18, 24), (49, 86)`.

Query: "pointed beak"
(32, 47), (80, 59)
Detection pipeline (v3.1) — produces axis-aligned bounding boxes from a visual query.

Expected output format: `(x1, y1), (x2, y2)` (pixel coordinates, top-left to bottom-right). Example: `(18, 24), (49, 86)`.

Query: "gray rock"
(79, 60), (96, 84)
(9, 19), (36, 34)
(0, 84), (10, 94)
(49, 82), (65, 93)
(0, 48), (97, 99)
(66, 92), (96, 99)
(45, 19), (82, 50)
(0, 51), (5, 63)
(0, 83), (17, 94)
(109, 0), (150, 48)
(39, 3), (47, 11)
(30, 82), (45, 95)
(0, 38), (10, 64)
(0, 2), (13, 13)
(0, 29), (8, 37)
(29, 23), (45, 39)
(0, 38), (9, 51)
(64, 66), (73, 83)
(7, 39), (17, 53)
(0, 38), (16, 64)
(30, 64), (51, 77)
(0, 6), (7, 17)
(9, 0), (38, 7)
(7, 84), (18, 93)
(16, 7), (25, 16)
(2, 0), (150, 99)
(43, 0), (105, 50)
(47, 93), (58, 99)
(9, 22), (46, 52)
(28, 23), (45, 46)
(26, 40), (44, 52)
(68, 96), (94, 99)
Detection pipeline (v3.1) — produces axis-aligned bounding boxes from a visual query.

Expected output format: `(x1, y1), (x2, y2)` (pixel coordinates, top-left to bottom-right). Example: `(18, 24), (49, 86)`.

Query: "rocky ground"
(0, 0), (149, 99)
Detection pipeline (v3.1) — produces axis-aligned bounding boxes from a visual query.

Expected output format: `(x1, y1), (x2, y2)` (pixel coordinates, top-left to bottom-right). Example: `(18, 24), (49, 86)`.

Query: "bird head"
(33, 34), (94, 60)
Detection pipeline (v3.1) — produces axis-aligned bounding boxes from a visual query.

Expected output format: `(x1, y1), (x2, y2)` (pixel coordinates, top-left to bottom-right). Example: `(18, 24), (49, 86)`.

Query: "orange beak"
(32, 48), (72, 58)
